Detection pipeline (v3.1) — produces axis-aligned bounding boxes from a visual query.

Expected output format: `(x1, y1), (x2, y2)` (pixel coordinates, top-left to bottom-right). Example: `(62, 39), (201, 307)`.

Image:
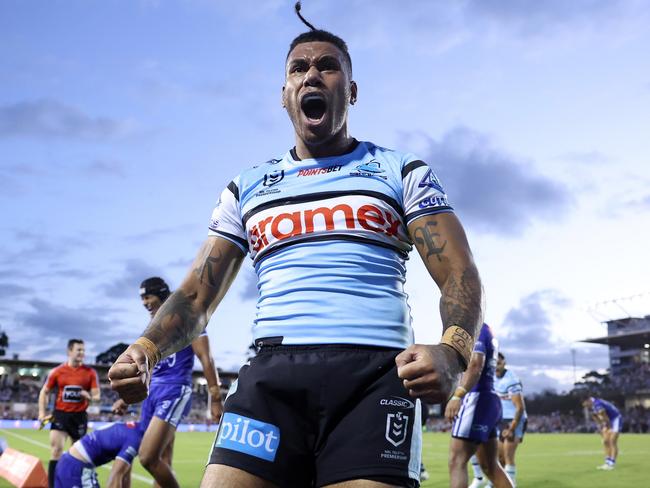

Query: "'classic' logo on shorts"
(385, 412), (409, 447)
(216, 413), (280, 462)
(379, 396), (415, 409)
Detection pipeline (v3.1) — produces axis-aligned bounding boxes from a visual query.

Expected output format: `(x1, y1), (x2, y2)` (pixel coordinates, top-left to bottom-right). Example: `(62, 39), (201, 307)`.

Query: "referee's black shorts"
(51, 410), (88, 441)
(208, 344), (422, 487)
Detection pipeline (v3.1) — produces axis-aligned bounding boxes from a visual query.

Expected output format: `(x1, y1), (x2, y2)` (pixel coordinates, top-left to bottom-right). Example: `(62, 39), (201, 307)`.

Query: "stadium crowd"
(2, 368), (649, 431)
(0, 377), (226, 424)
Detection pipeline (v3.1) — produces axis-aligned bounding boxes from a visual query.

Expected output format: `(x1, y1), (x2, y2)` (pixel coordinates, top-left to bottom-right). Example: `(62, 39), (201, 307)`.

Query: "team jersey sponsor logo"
(379, 396), (415, 409)
(216, 413), (280, 462)
(248, 200), (402, 254)
(418, 168), (444, 192)
(62, 385), (83, 403)
(297, 164), (343, 177)
(418, 195), (449, 209)
(263, 170), (284, 187)
(350, 160), (387, 179)
(385, 412), (409, 447)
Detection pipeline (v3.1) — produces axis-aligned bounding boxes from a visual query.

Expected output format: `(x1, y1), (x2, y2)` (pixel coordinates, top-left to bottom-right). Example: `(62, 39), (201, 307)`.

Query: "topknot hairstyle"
(288, 1), (352, 76)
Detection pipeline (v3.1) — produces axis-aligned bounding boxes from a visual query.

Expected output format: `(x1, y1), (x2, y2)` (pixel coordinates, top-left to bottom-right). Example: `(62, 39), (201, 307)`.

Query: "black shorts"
(209, 344), (422, 487)
(51, 410), (88, 441)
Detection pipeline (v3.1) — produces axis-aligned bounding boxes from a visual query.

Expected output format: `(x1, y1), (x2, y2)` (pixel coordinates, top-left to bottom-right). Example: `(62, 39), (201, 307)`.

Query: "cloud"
(9, 298), (132, 361)
(501, 289), (571, 348)
(0, 282), (31, 301)
(496, 290), (609, 392)
(0, 99), (135, 140)
(100, 259), (168, 299)
(418, 127), (572, 236)
(0, 231), (88, 266)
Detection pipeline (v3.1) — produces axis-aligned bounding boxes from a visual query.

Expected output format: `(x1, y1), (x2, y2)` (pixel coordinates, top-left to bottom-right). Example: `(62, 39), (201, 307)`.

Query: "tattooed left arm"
(395, 212), (483, 402)
(408, 212), (483, 343)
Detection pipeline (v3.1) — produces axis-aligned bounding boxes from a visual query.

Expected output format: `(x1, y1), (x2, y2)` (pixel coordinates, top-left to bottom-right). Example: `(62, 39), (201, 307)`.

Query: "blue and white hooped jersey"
(151, 330), (206, 386)
(208, 140), (454, 348)
(495, 369), (527, 420)
(471, 324), (498, 394)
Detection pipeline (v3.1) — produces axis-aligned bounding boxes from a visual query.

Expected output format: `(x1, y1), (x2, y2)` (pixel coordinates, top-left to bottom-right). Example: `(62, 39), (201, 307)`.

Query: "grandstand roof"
(581, 329), (650, 348)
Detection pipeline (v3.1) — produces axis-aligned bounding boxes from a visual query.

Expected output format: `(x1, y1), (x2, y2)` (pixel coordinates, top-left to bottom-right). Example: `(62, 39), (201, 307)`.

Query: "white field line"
(0, 429), (153, 484)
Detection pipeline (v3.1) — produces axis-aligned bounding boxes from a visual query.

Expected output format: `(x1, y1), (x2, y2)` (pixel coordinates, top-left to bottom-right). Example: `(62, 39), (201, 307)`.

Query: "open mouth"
(300, 93), (327, 121)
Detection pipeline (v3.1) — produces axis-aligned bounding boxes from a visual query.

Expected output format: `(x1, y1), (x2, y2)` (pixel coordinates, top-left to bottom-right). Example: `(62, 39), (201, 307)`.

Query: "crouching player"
(54, 422), (144, 488)
(445, 324), (513, 488)
(583, 396), (622, 470)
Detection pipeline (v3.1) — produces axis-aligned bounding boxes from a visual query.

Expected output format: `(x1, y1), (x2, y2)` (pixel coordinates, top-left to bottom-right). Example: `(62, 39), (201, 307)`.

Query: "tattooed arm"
(409, 212), (483, 341)
(108, 237), (244, 403)
(396, 212), (483, 403)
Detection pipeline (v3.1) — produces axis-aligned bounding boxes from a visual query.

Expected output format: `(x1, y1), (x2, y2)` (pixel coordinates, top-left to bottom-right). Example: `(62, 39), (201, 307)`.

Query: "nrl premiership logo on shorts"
(385, 412), (409, 447)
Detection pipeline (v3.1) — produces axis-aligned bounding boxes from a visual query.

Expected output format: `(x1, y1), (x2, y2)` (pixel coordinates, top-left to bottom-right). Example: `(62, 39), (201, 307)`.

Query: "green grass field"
(1, 428), (647, 487)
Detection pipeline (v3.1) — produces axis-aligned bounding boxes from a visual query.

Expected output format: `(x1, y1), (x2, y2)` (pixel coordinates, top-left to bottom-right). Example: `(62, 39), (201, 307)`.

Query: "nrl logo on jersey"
(263, 170), (284, 187)
(418, 168), (444, 192)
(349, 160), (387, 179)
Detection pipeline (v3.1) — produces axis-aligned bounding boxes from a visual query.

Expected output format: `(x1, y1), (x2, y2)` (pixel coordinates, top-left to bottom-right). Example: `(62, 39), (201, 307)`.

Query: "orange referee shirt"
(46, 363), (99, 413)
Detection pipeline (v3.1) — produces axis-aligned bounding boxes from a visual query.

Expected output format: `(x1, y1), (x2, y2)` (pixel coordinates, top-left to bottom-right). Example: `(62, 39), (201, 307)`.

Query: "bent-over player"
(54, 421), (144, 488)
(583, 396), (623, 470)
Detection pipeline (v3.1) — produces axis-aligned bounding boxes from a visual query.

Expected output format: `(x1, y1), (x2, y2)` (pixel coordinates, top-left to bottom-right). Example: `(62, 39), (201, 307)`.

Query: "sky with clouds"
(1, 0), (649, 393)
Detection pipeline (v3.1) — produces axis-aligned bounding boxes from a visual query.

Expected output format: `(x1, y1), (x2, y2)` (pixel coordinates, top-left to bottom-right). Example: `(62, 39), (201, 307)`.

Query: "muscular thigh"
(139, 417), (177, 460)
(201, 464), (279, 488)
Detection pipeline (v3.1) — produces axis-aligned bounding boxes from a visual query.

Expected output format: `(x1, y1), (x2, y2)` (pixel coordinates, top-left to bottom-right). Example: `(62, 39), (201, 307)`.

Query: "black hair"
(498, 352), (505, 360)
(288, 2), (352, 76)
(67, 339), (84, 350)
(140, 276), (171, 302)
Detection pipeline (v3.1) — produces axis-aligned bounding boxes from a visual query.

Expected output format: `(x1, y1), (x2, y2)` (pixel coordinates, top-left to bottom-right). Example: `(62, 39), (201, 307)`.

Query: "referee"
(38, 339), (100, 488)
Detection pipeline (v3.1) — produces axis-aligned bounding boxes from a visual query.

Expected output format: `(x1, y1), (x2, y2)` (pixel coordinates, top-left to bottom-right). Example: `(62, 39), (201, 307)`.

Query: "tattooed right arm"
(141, 236), (244, 358)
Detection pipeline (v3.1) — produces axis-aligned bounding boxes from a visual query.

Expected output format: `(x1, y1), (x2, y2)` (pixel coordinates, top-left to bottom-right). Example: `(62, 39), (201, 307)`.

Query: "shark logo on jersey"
(385, 412), (409, 447)
(418, 168), (444, 192)
(263, 170), (284, 187)
(350, 160), (387, 179)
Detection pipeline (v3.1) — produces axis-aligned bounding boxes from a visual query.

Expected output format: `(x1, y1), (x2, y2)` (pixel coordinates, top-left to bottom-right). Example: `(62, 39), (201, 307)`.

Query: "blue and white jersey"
(151, 331), (206, 386)
(592, 397), (621, 420)
(208, 140), (453, 348)
(471, 324), (498, 394)
(495, 369), (527, 420)
(75, 422), (143, 467)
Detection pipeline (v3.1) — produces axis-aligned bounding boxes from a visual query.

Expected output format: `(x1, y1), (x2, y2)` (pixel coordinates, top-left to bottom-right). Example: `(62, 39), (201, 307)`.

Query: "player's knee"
(448, 448), (468, 470)
(138, 449), (160, 470)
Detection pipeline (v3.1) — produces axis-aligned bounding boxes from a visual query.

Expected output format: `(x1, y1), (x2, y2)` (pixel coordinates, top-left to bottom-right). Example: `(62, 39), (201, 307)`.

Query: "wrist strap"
(134, 337), (162, 370)
(454, 386), (468, 398)
(440, 325), (473, 369)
